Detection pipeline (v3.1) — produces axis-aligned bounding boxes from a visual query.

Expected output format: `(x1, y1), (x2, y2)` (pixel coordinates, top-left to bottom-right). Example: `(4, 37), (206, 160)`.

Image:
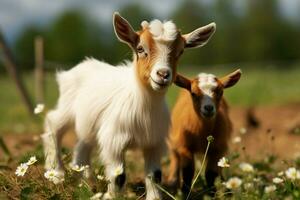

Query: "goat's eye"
(216, 90), (223, 98)
(137, 46), (144, 53)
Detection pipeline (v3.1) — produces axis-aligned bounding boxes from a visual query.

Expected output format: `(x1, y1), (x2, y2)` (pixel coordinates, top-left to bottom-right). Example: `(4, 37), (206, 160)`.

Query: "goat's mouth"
(201, 111), (215, 118)
(150, 76), (169, 89)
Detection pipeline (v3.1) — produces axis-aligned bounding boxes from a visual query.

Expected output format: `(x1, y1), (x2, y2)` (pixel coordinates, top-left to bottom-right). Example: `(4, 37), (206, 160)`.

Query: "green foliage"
(9, 0), (300, 70)
(20, 186), (33, 200)
(72, 183), (93, 200)
(1, 132), (300, 199)
(14, 26), (44, 70)
(45, 10), (104, 65)
(18, 144), (44, 165)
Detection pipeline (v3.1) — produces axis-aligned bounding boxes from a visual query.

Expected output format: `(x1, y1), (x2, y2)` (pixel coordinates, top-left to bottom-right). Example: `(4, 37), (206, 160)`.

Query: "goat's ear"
(182, 23), (216, 49)
(113, 12), (139, 48)
(220, 69), (242, 89)
(174, 74), (191, 91)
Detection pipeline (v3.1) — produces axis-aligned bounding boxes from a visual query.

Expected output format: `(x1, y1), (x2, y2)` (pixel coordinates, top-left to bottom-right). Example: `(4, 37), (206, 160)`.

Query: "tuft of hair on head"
(149, 20), (178, 42)
(141, 20), (149, 29)
(198, 73), (218, 90)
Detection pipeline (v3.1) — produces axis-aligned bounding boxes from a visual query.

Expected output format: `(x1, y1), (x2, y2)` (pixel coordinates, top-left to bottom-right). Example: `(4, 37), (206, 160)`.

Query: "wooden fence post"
(0, 31), (34, 116)
(34, 36), (44, 104)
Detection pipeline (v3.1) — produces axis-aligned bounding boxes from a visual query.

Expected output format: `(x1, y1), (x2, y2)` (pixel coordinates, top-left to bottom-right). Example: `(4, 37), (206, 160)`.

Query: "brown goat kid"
(167, 69), (242, 197)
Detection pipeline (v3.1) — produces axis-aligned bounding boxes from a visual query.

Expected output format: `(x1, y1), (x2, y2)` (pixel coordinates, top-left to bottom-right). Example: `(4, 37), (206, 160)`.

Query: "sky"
(0, 0), (299, 44)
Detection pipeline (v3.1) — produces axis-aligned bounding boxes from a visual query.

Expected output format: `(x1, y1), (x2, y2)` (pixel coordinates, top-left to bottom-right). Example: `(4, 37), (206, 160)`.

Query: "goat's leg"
(167, 148), (180, 194)
(180, 151), (195, 199)
(102, 152), (126, 199)
(143, 147), (163, 200)
(99, 133), (129, 199)
(205, 149), (226, 194)
(42, 109), (69, 172)
(71, 139), (95, 178)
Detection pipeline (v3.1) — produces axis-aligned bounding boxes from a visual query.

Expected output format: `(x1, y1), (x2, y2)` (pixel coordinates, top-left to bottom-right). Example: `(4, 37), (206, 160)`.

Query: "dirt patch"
(1, 104), (300, 165)
(229, 103), (300, 160)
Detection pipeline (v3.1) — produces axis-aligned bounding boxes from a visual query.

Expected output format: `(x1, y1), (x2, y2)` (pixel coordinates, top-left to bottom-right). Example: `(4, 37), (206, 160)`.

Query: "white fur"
(141, 20), (149, 29)
(198, 73), (218, 115)
(43, 58), (169, 200)
(198, 73), (217, 97)
(150, 42), (172, 91)
(139, 20), (178, 92)
(149, 20), (177, 42)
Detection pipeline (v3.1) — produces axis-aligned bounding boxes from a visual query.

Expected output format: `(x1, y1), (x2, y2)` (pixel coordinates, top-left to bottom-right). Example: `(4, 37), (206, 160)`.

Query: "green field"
(1, 65), (300, 199)
(1, 65), (300, 134)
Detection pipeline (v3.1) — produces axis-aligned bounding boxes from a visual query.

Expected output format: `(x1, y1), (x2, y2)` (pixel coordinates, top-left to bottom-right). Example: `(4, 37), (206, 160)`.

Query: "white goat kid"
(42, 12), (216, 200)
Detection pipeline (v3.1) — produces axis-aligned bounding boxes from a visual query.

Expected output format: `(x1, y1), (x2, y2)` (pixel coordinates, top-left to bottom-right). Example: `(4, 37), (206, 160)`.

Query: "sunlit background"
(1, 0), (300, 68)
(0, 0), (300, 132)
(1, 1), (300, 199)
(0, 0), (300, 142)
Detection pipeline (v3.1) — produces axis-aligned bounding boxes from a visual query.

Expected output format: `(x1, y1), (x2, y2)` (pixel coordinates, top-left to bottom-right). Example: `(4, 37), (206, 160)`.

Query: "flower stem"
(153, 182), (176, 200)
(186, 136), (213, 200)
(35, 165), (47, 186)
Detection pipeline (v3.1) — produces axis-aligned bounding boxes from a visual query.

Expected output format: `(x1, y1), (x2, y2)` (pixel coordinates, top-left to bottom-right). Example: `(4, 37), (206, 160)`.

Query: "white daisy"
(224, 177), (242, 189)
(273, 177), (284, 184)
(217, 157), (230, 168)
(232, 136), (242, 144)
(97, 175), (105, 181)
(15, 163), (29, 176)
(239, 127), (247, 135)
(34, 104), (45, 114)
(26, 156), (37, 165)
(285, 167), (300, 180)
(44, 169), (64, 184)
(278, 171), (284, 176)
(264, 185), (276, 193)
(71, 164), (89, 172)
(239, 162), (254, 172)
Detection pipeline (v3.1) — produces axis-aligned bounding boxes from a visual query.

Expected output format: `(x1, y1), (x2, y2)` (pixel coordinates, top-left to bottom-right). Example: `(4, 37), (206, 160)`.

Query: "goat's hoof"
(115, 172), (126, 188)
(153, 169), (162, 183)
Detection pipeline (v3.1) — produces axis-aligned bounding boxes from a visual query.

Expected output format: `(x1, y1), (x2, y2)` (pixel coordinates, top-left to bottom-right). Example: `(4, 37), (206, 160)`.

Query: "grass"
(1, 65), (300, 134)
(1, 133), (300, 199)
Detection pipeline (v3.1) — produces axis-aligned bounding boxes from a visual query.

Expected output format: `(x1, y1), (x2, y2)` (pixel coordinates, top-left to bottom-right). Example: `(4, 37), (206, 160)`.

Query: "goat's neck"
(200, 114), (218, 134)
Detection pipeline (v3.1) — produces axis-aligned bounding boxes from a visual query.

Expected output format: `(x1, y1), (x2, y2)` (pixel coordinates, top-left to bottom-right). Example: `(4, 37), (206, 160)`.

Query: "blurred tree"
(243, 0), (300, 62)
(11, 1), (300, 71)
(45, 10), (104, 66)
(211, 0), (245, 64)
(106, 3), (153, 65)
(171, 0), (214, 67)
(14, 26), (44, 70)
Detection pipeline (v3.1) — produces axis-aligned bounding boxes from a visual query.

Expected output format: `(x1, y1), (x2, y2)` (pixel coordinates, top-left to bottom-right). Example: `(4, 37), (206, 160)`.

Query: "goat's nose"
(204, 105), (214, 112)
(157, 69), (170, 79)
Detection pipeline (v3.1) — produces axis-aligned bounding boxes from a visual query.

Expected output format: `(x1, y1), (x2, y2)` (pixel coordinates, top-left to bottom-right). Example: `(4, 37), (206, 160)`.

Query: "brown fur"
(135, 28), (185, 90)
(167, 70), (241, 197)
(113, 13), (216, 96)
